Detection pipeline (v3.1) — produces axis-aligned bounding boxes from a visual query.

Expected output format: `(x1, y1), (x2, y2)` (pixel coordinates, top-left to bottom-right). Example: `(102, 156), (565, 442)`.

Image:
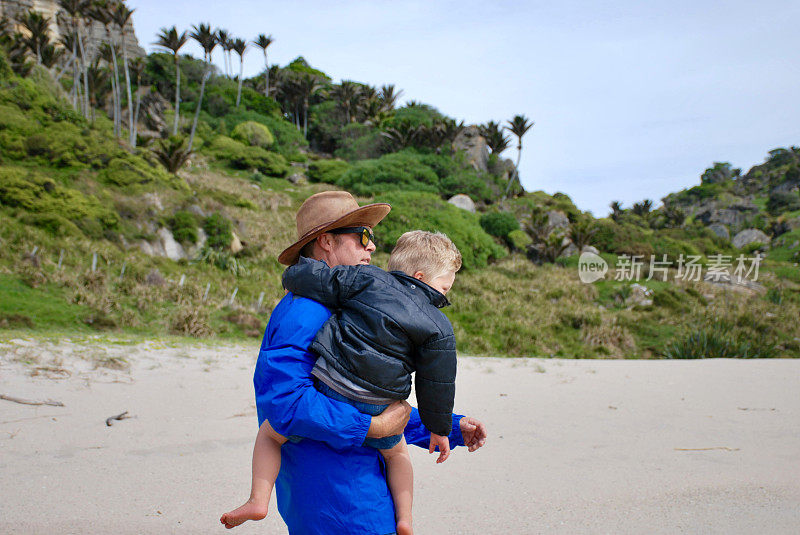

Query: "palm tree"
(504, 114), (534, 199)
(379, 84), (403, 111)
(480, 121), (511, 155)
(188, 22), (217, 151)
(154, 26), (188, 136)
(252, 34), (273, 97)
(112, 2), (136, 145)
(568, 219), (598, 252)
(152, 136), (192, 174)
(331, 81), (360, 123)
(632, 199), (653, 217)
(609, 201), (623, 221)
(298, 73), (322, 138)
(20, 10), (51, 65)
(215, 29), (231, 76)
(58, 0), (89, 118)
(90, 1), (121, 136)
(231, 37), (247, 108)
(129, 56), (144, 147)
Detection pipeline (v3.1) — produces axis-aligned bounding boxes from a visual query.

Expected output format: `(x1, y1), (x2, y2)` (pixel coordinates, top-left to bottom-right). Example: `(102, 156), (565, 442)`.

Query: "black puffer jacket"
(282, 257), (456, 436)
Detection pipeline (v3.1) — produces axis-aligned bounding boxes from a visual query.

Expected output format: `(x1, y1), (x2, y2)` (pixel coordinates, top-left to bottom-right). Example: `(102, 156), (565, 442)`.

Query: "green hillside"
(1, 7), (799, 357)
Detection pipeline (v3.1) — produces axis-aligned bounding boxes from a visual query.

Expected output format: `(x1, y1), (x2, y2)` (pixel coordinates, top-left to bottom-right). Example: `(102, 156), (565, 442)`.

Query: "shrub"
(374, 191), (506, 269)
(24, 122), (88, 167)
(307, 159), (350, 184)
(231, 121), (274, 148)
(663, 320), (777, 358)
(507, 229), (532, 251)
(337, 152), (440, 195)
(101, 154), (176, 187)
(203, 212), (233, 250)
(0, 166), (118, 234)
(207, 136), (289, 177)
(480, 211), (520, 238)
(333, 123), (383, 161)
(170, 211), (199, 245)
(767, 191), (800, 215)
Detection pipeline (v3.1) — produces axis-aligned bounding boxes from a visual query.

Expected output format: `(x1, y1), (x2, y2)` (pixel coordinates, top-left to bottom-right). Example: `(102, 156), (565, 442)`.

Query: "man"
(255, 191), (487, 534)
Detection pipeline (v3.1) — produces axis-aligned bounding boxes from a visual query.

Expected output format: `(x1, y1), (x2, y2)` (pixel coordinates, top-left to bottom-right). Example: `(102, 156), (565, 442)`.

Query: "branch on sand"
(0, 394), (64, 407)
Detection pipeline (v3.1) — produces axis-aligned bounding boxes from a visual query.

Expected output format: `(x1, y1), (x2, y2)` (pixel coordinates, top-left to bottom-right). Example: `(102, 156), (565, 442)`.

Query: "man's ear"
(413, 271), (425, 281)
(317, 233), (335, 253)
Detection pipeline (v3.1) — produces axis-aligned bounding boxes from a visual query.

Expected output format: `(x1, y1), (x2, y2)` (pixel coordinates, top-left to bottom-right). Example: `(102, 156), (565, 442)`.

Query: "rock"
(287, 173), (307, 185)
(732, 228), (770, 249)
(185, 228), (207, 258)
(142, 192), (163, 212)
(627, 283), (653, 307)
(771, 181), (799, 195)
(708, 223), (730, 240)
(561, 240), (578, 257)
(448, 194), (476, 213)
(230, 232), (244, 254)
(582, 245), (599, 255)
(452, 125), (488, 173)
(547, 210), (570, 229)
(187, 204), (206, 218)
(157, 227), (187, 261)
(145, 269), (165, 286)
(703, 273), (766, 295)
(140, 92), (168, 133)
(694, 200), (758, 229)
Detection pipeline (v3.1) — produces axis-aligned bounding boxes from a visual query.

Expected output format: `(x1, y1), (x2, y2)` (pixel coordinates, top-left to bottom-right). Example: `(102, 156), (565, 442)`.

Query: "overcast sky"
(128, 0), (800, 216)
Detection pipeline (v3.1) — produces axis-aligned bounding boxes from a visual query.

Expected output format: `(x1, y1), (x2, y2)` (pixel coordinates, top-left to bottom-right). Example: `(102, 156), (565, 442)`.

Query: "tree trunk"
(503, 142), (523, 199)
(304, 98), (308, 138)
(173, 55), (181, 135)
(121, 35), (134, 146)
(109, 37), (122, 138)
(235, 56), (243, 108)
(264, 48), (269, 98)
(189, 63), (210, 152)
(76, 25), (90, 120)
(132, 88), (141, 147)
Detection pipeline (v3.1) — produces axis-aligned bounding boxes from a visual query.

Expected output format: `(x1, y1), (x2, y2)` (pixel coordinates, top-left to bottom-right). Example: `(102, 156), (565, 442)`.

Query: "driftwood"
(674, 447), (740, 452)
(0, 394), (64, 407)
(105, 411), (132, 426)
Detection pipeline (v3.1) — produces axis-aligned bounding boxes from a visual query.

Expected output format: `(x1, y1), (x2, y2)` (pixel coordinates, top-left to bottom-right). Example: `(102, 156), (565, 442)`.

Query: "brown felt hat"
(278, 191), (391, 265)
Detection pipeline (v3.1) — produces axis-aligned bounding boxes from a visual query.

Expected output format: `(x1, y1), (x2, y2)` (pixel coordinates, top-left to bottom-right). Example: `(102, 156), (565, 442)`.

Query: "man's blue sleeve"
(254, 294), (371, 450)
(404, 406), (465, 449)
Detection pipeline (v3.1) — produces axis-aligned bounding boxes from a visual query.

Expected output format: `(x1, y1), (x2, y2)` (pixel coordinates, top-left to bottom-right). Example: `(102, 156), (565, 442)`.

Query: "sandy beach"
(1, 338), (798, 534)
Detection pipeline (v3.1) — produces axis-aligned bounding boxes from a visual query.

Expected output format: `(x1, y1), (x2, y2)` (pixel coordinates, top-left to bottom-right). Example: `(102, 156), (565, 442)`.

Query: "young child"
(221, 230), (461, 534)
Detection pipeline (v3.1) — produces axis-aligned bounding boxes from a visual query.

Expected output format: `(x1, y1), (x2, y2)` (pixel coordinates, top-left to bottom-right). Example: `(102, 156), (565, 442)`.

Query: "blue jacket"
(254, 292), (465, 535)
(282, 257), (457, 436)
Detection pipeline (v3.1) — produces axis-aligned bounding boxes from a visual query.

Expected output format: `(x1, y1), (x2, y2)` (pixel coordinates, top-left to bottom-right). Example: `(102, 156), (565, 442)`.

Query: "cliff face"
(1, 0), (145, 58)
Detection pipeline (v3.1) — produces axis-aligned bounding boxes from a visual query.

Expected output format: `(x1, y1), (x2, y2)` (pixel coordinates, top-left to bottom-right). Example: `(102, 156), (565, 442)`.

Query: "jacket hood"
(390, 271), (451, 309)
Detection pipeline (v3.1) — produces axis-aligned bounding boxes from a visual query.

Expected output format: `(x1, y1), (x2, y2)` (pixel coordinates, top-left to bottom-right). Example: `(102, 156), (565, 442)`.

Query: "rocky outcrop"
(694, 200), (759, 229)
(448, 194), (476, 213)
(732, 228), (770, 249)
(453, 125), (488, 173)
(547, 210), (570, 230)
(708, 223), (730, 240)
(1, 0), (145, 59)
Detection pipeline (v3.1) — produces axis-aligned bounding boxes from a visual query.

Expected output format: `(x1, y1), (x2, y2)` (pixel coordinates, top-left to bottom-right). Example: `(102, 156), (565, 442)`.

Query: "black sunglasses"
(329, 226), (375, 248)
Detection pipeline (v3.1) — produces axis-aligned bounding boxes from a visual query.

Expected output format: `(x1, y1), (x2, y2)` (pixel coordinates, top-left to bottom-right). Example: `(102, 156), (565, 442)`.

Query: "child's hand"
(429, 433), (451, 463)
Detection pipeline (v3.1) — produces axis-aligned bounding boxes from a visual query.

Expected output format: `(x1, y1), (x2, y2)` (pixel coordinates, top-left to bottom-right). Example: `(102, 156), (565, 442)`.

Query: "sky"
(127, 0), (800, 216)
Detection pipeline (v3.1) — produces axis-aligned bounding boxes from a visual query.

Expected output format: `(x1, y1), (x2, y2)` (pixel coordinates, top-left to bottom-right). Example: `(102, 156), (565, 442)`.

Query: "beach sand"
(1, 338), (798, 534)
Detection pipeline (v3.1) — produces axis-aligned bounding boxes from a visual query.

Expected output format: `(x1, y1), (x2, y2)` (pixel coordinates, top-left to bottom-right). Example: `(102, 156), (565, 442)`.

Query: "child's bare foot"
(396, 519), (413, 535)
(220, 499), (268, 529)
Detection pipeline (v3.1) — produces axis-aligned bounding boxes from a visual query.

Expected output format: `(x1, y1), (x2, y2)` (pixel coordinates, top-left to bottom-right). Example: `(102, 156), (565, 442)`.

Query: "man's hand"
(367, 400), (411, 438)
(459, 416), (487, 452)
(429, 433), (451, 463)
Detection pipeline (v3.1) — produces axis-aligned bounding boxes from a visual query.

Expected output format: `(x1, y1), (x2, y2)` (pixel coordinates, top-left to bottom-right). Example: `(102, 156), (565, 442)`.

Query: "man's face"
(325, 229), (376, 267)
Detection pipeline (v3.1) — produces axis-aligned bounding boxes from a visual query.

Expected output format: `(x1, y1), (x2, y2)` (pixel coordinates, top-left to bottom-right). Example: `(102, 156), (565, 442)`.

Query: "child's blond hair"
(388, 231), (462, 280)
